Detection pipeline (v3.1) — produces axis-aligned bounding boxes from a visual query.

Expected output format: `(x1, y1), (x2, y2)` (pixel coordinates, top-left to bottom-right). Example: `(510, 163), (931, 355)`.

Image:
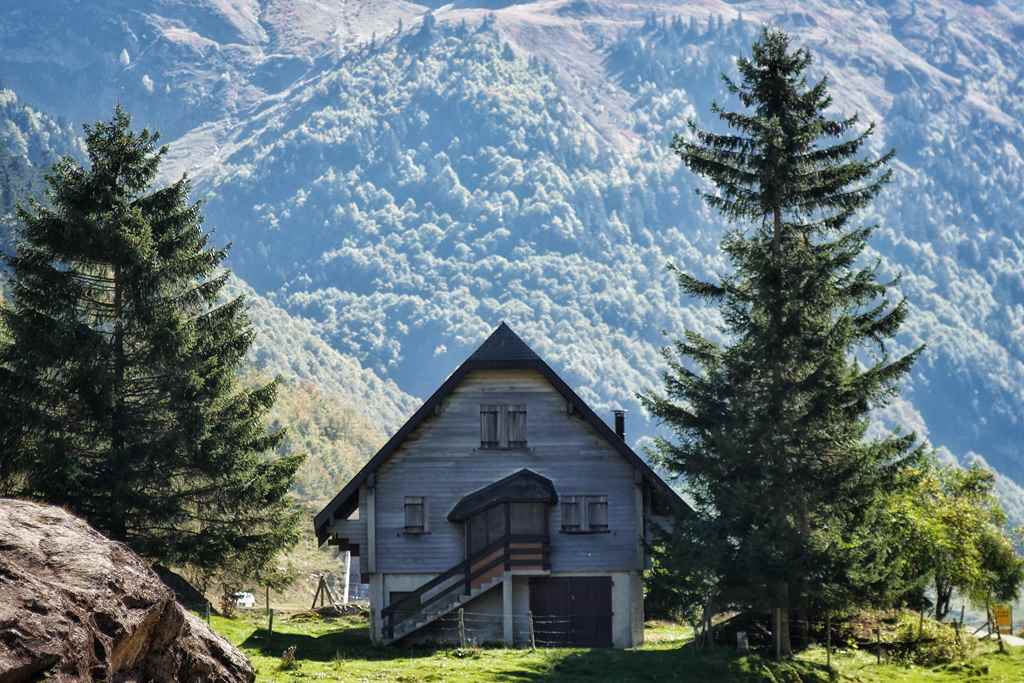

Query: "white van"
(231, 591), (256, 609)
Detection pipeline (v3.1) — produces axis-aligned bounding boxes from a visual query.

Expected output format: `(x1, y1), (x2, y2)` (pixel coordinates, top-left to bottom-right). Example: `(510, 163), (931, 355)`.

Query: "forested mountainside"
(0, 0), (431, 140)
(0, 90), (82, 251)
(1, 0), (1022, 516)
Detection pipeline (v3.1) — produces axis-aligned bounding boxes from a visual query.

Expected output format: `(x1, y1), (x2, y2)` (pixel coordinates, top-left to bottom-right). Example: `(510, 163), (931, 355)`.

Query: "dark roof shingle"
(448, 469), (558, 522)
(467, 322), (541, 362)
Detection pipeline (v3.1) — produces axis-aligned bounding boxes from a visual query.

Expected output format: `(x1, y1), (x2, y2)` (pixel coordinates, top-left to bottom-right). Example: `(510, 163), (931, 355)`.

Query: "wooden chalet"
(313, 323), (683, 647)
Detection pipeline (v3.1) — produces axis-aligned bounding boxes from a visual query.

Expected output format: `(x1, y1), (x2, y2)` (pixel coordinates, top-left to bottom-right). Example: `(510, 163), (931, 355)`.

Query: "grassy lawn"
(209, 611), (1024, 682)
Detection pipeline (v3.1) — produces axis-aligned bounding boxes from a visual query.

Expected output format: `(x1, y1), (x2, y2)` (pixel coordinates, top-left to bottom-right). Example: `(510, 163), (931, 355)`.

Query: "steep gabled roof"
(467, 323), (541, 363)
(314, 322), (686, 544)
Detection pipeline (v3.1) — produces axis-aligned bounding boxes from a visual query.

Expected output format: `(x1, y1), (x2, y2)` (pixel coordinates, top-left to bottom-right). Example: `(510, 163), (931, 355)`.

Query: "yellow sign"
(994, 604), (1012, 634)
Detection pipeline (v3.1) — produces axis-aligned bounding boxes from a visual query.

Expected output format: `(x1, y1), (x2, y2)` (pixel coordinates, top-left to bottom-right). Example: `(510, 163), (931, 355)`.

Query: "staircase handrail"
(381, 532), (549, 639)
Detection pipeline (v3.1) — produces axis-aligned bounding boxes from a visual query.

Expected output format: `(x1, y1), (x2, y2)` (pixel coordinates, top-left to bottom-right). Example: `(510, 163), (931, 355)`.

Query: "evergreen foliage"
(0, 107), (303, 573)
(641, 29), (924, 655)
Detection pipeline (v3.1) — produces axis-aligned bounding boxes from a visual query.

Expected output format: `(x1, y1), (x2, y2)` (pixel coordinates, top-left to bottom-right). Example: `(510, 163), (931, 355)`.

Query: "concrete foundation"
(371, 570), (645, 648)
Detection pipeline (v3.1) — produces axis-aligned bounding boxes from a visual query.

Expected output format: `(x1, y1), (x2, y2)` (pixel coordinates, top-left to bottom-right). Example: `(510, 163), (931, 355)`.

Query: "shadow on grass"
(242, 621), (454, 663)
(515, 643), (837, 683)
(242, 622), (836, 682)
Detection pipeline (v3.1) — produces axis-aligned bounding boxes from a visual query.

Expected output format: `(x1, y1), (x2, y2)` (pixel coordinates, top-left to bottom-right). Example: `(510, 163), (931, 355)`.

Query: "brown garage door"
(528, 576), (613, 647)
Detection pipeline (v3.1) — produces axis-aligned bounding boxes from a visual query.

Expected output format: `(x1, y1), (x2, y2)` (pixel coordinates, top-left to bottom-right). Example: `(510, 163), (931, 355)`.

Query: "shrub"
(219, 592), (236, 619)
(279, 645), (299, 671)
(893, 614), (976, 666)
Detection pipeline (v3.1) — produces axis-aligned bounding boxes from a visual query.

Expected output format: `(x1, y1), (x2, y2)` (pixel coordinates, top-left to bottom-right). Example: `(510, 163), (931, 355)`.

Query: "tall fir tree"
(0, 108), (302, 573)
(641, 29), (923, 656)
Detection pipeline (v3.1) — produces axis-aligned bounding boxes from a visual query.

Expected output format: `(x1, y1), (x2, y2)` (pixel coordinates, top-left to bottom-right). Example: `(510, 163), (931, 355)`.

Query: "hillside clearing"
(210, 612), (1024, 682)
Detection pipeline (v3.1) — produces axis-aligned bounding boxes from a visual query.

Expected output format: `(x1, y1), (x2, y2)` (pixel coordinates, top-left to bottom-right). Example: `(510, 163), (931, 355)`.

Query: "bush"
(219, 592), (236, 619)
(893, 614), (976, 666)
(279, 645), (299, 671)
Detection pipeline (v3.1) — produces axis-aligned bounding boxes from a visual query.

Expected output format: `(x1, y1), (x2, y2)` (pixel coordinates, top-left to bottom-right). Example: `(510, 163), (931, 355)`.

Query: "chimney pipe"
(613, 410), (626, 440)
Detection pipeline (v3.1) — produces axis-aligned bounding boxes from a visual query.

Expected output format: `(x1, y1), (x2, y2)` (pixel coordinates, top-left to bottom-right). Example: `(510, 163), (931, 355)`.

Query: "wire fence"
(698, 609), (1004, 668)
(401, 609), (593, 648)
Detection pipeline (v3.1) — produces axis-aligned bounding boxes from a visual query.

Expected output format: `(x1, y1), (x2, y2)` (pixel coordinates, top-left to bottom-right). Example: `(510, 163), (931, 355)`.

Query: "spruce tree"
(0, 108), (302, 572)
(641, 29), (923, 656)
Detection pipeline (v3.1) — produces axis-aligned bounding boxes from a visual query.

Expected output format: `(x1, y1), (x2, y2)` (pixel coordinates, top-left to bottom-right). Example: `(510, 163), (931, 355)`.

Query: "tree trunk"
(934, 576), (952, 621)
(110, 264), (128, 541)
(772, 206), (783, 258)
(767, 202), (794, 660)
(700, 595), (716, 648)
(774, 583), (793, 659)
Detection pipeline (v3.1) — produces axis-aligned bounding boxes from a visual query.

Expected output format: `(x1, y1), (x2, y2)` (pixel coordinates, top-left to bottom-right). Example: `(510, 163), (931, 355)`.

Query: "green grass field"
(210, 611), (1024, 682)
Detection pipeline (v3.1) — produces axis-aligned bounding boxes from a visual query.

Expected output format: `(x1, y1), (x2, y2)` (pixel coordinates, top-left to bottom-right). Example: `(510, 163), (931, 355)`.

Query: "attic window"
(480, 406), (499, 448)
(508, 405), (527, 447)
(404, 496), (426, 533)
(480, 404), (528, 449)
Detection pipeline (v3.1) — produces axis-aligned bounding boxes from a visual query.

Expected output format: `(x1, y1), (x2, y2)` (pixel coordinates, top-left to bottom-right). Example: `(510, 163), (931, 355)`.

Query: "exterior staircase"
(381, 531), (550, 644)
(385, 575), (504, 644)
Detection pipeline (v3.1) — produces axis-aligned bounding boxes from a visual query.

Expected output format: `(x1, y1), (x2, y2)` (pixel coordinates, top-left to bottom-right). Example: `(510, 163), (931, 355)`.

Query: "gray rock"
(0, 498), (255, 682)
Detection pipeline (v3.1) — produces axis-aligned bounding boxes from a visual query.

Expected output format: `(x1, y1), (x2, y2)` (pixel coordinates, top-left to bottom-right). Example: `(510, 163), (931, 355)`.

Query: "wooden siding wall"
(373, 369), (641, 574)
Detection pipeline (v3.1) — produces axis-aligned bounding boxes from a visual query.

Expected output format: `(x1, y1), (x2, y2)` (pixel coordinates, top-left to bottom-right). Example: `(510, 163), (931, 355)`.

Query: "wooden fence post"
(342, 550), (351, 605)
(268, 608), (274, 641)
(311, 575), (322, 610)
(266, 584), (270, 617)
(528, 610), (536, 651)
(458, 608), (466, 649)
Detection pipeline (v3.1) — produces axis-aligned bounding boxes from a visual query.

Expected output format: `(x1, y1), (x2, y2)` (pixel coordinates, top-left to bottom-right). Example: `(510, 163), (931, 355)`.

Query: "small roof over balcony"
(447, 469), (558, 522)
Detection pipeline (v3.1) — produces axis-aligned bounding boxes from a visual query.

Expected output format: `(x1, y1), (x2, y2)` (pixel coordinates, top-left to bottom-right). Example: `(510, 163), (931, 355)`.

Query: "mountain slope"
(0, 0), (432, 140)
(163, 2), (1023, 479)
(0, 89), (82, 250)
(2, 0), (1022, 510)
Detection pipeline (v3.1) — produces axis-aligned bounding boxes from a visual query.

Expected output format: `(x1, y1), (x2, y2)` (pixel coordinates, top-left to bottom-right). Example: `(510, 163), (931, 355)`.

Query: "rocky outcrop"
(0, 499), (255, 683)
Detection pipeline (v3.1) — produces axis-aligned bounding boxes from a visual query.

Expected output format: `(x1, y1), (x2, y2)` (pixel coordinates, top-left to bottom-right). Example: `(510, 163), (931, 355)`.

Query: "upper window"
(507, 405), (527, 448)
(404, 496), (426, 533)
(480, 405), (499, 448)
(561, 495), (609, 533)
(479, 404), (527, 449)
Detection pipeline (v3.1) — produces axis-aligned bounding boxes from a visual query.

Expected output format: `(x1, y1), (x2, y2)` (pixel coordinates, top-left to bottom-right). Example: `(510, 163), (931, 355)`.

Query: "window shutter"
(507, 404), (527, 447)
(561, 497), (580, 530)
(587, 495), (608, 530)
(404, 496), (425, 531)
(480, 405), (499, 448)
